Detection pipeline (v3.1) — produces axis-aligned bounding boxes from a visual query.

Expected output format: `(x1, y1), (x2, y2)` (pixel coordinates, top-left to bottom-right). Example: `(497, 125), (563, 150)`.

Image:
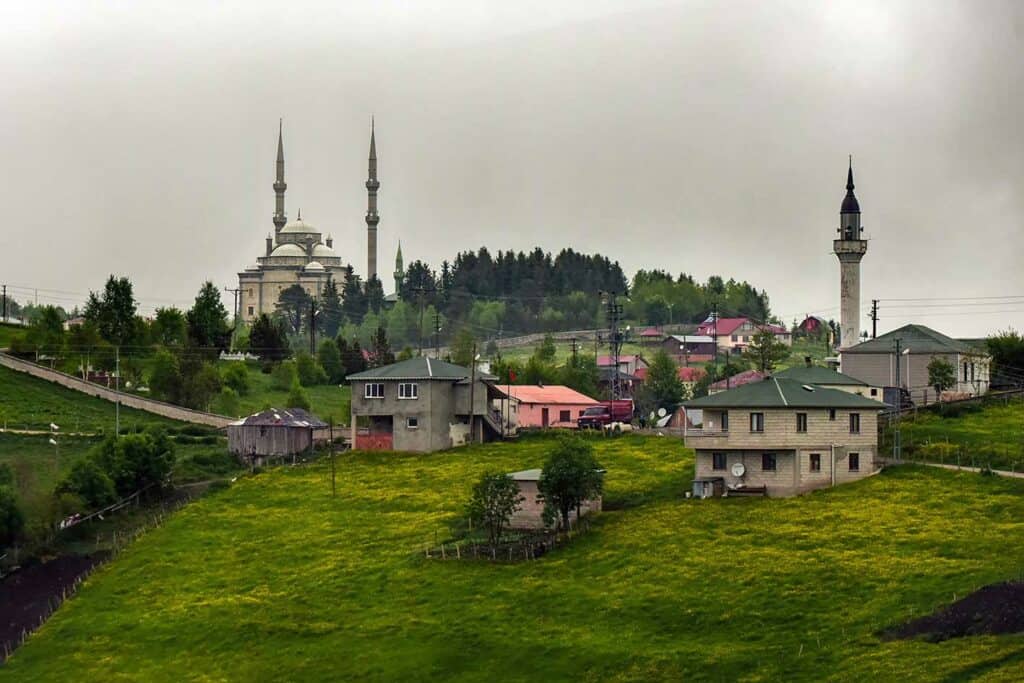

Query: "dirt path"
(881, 459), (1024, 479)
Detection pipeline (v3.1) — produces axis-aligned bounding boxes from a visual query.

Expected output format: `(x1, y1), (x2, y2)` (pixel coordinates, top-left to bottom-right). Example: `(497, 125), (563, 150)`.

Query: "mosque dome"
(270, 243), (307, 257)
(312, 244), (337, 259)
(280, 216), (320, 235)
(304, 261), (325, 272)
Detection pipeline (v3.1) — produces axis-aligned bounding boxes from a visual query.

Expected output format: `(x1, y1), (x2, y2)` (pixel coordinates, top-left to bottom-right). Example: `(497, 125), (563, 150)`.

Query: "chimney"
(266, 235), (273, 256)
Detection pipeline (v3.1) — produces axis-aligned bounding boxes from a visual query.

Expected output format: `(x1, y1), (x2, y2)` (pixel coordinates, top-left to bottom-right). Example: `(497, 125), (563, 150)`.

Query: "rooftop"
(708, 369), (765, 391)
(773, 365), (867, 386)
(347, 356), (496, 382)
(230, 408), (327, 428)
(506, 385), (599, 405)
(687, 377), (887, 410)
(843, 324), (984, 356)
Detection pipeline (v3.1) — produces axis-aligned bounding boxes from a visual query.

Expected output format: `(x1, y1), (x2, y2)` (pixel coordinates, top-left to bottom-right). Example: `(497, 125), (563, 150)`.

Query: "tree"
(341, 266), (367, 323)
(276, 284), (312, 334)
(370, 326), (394, 368)
(148, 350), (183, 403)
(84, 275), (138, 345)
(559, 353), (599, 398)
(272, 360), (299, 391)
(286, 378), (312, 411)
(928, 357), (957, 398)
(25, 305), (65, 356)
(339, 337), (367, 376)
(535, 334), (557, 362)
(537, 436), (604, 531)
(397, 347), (414, 361)
(466, 472), (524, 549)
(180, 359), (222, 411)
(451, 327), (477, 367)
(743, 330), (790, 373)
(213, 386), (241, 416)
(56, 459), (117, 508)
(89, 429), (175, 497)
(186, 282), (230, 351)
(0, 486), (24, 547)
(295, 351), (329, 386)
(643, 350), (686, 409)
(365, 275), (385, 313)
(317, 338), (345, 384)
(987, 330), (1024, 388)
(152, 307), (187, 346)
(249, 314), (290, 361)
(318, 277), (344, 338)
(221, 363), (251, 395)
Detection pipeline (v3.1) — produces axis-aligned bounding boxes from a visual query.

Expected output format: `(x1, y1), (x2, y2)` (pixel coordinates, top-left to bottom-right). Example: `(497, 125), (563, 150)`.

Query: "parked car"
(577, 400), (634, 428)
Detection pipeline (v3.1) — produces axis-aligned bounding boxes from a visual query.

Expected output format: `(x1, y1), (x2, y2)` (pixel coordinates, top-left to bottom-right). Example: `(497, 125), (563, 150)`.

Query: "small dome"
(305, 261), (325, 272)
(280, 218), (320, 235)
(312, 243), (337, 258)
(270, 243), (307, 257)
(841, 193), (860, 214)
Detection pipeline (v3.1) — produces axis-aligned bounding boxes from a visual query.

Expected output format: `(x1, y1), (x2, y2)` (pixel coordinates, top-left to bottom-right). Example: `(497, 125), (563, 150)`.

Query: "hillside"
(3, 435), (1023, 680)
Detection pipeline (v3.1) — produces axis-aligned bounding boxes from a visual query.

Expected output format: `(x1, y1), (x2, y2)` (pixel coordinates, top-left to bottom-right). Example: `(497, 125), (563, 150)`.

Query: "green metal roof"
(843, 324), (979, 355)
(347, 357), (493, 381)
(773, 365), (867, 386)
(685, 377), (887, 409)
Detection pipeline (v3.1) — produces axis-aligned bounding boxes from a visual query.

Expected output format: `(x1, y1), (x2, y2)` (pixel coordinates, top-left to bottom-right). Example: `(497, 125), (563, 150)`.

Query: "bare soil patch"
(885, 581), (1024, 642)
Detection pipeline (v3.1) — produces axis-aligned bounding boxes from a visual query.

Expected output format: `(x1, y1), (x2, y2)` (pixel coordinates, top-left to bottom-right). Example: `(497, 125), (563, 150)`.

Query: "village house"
(597, 354), (648, 376)
(227, 408), (327, 464)
(347, 357), (507, 452)
(635, 365), (707, 395)
(840, 324), (991, 403)
(774, 362), (883, 400)
(503, 385), (598, 429)
(696, 317), (791, 354)
(797, 315), (830, 337)
(707, 369), (765, 394)
(507, 469), (602, 529)
(659, 335), (716, 365)
(685, 377), (887, 497)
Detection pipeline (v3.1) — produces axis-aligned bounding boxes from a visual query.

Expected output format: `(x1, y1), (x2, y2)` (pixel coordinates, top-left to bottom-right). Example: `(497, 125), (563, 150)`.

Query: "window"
(870, 388), (878, 397)
(762, 453), (776, 471)
(849, 413), (860, 434)
(364, 383), (384, 399)
(406, 417), (418, 429)
(247, 288), (253, 296)
(731, 335), (738, 342)
(971, 363), (975, 382)
(721, 412), (729, 432)
(247, 306), (254, 316)
(750, 412), (764, 432)
(963, 362), (969, 382)
(796, 413), (807, 433)
(849, 452), (860, 471)
(828, 408), (836, 421)
(398, 383), (418, 399)
(559, 410), (571, 423)
(809, 453), (821, 472)
(712, 453), (727, 471)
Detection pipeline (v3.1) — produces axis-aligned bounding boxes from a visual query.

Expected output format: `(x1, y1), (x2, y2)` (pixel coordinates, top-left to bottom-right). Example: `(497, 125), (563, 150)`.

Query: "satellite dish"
(657, 408), (667, 417)
(731, 462), (746, 478)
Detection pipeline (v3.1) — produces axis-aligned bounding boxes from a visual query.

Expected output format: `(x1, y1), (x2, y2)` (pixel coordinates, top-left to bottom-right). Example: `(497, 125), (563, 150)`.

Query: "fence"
(424, 519), (594, 563)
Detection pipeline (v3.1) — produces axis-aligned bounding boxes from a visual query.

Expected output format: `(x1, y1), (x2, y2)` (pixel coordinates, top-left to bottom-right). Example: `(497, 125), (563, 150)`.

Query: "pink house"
(506, 385), (599, 429)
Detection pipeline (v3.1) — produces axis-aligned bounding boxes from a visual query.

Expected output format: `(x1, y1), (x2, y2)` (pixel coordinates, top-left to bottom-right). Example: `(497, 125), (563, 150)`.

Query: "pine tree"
(318, 277), (344, 338)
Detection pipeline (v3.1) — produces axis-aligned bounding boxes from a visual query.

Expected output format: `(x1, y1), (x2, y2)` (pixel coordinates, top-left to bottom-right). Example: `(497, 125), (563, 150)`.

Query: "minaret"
(365, 118), (380, 280)
(834, 157), (868, 348)
(394, 240), (404, 295)
(273, 119), (287, 235)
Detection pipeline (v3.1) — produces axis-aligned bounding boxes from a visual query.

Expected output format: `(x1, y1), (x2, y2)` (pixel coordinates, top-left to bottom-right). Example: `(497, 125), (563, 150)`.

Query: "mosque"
(237, 120), (389, 323)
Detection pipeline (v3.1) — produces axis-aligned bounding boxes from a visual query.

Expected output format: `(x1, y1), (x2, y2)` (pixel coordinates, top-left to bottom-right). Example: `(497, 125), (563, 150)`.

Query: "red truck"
(577, 400), (634, 429)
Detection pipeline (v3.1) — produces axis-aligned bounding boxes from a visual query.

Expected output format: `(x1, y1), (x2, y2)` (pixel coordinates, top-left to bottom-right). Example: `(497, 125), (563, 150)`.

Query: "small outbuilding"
(508, 469), (602, 530)
(227, 408), (327, 463)
(505, 385), (599, 429)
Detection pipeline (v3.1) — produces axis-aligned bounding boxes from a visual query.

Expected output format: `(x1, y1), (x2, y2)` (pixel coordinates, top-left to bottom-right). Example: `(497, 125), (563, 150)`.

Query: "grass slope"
(0, 323), (25, 349)
(3, 435), (1024, 681)
(0, 365), (182, 433)
(886, 398), (1024, 470)
(232, 364), (350, 423)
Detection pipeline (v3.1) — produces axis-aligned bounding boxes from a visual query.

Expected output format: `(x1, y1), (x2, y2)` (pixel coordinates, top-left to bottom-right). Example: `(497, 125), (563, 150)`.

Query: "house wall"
(350, 379), (449, 452)
(228, 425), (312, 457)
(509, 480), (602, 529)
(694, 408), (879, 452)
(516, 402), (594, 428)
(694, 445), (875, 497)
(841, 351), (991, 403)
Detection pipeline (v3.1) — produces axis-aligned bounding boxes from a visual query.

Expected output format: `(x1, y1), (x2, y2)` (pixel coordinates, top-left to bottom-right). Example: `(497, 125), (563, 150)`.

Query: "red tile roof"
(696, 318), (788, 337)
(506, 385), (599, 405)
(708, 369), (765, 391)
(596, 355), (642, 366)
(639, 327), (663, 337)
(634, 366), (708, 382)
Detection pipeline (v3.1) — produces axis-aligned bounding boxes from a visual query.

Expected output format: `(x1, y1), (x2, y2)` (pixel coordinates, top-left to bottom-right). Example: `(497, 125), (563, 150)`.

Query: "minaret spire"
(365, 117), (380, 280)
(273, 119), (287, 234)
(834, 157), (868, 349)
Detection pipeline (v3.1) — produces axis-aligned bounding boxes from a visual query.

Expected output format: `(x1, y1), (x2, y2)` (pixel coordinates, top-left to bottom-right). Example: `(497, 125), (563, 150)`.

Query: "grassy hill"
(0, 323), (25, 349)
(230, 363), (350, 424)
(3, 434), (1023, 680)
(884, 396), (1024, 470)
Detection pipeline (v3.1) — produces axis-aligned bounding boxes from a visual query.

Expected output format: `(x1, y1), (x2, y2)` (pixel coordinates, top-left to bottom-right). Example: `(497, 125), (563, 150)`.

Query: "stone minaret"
(273, 119), (287, 235)
(394, 240), (404, 295)
(365, 119), (380, 280)
(834, 158), (868, 348)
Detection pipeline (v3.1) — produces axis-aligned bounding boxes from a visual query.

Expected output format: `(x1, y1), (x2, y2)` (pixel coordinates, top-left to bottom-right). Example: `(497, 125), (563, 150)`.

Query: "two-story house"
(347, 357), (507, 452)
(684, 377), (887, 497)
(773, 362), (883, 400)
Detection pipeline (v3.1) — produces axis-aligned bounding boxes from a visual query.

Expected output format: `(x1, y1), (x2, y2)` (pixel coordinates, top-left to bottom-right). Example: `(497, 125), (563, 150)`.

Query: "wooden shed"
(227, 408), (327, 464)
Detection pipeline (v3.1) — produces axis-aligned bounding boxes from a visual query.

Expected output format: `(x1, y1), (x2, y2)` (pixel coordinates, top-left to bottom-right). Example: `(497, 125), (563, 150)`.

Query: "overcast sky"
(1, 0), (1021, 337)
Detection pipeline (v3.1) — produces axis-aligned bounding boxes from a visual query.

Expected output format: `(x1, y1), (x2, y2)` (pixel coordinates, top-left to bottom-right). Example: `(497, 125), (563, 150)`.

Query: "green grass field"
(4, 434), (1023, 680)
(885, 397), (1024, 471)
(0, 323), (25, 349)
(231, 363), (350, 423)
(0, 365), (183, 433)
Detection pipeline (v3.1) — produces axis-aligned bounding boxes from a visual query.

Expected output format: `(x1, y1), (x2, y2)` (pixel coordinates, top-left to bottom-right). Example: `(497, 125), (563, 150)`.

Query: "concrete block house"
(347, 357), (507, 452)
(684, 377), (887, 497)
(696, 317), (791, 354)
(508, 469), (602, 529)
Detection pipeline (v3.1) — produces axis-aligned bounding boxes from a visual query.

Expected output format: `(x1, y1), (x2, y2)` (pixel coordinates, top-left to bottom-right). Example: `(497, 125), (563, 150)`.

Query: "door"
(541, 408), (549, 427)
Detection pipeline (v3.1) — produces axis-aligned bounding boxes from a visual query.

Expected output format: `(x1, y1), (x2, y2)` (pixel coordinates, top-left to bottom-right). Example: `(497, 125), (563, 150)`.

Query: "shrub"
(0, 486), (25, 547)
(221, 363), (251, 395)
(272, 361), (299, 391)
(213, 386), (241, 417)
(286, 378), (312, 411)
(89, 428), (176, 496)
(0, 463), (13, 488)
(316, 339), (346, 384)
(56, 459), (117, 508)
(296, 351), (329, 387)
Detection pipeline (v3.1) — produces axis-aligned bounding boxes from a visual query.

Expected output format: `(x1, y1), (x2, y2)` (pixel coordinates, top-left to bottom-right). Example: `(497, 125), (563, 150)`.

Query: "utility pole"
(870, 299), (879, 339)
(604, 292), (624, 401)
(433, 311), (442, 357)
(894, 337), (902, 462)
(224, 286), (242, 324)
(571, 337), (578, 364)
(309, 299), (318, 355)
(468, 342), (478, 444)
(329, 418), (336, 497)
(410, 285), (435, 356)
(711, 302), (719, 380)
(115, 346), (121, 438)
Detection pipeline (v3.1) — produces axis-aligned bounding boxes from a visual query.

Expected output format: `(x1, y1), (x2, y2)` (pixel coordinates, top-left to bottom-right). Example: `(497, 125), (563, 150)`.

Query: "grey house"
(840, 324), (991, 403)
(347, 357), (507, 452)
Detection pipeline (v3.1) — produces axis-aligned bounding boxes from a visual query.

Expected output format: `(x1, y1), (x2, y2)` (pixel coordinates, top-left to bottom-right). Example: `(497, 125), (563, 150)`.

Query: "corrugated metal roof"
(687, 377), (887, 409)
(347, 357), (495, 381)
(506, 385), (599, 405)
(843, 324), (983, 355)
(230, 408), (327, 428)
(773, 365), (866, 386)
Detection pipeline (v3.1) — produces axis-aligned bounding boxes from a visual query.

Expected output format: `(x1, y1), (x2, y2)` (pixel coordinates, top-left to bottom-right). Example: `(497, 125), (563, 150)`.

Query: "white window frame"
(398, 383), (419, 400)
(406, 416), (419, 429)
(364, 383), (385, 399)
(750, 412), (764, 433)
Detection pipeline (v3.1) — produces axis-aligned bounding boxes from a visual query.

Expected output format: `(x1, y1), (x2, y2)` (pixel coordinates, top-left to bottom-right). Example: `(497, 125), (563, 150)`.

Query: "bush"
(296, 351), (329, 387)
(272, 361), (299, 391)
(89, 428), (176, 496)
(286, 378), (312, 411)
(317, 339), (346, 384)
(56, 459), (117, 508)
(0, 463), (13, 488)
(0, 486), (25, 547)
(213, 386), (241, 417)
(221, 363), (251, 396)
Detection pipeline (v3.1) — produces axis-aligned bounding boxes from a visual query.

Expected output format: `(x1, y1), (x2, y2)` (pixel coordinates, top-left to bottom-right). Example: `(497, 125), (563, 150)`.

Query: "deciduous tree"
(466, 472), (524, 549)
(537, 436), (604, 531)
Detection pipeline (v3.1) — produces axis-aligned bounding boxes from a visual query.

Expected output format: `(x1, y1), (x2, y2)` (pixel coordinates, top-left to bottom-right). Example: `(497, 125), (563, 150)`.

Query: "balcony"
(683, 429), (731, 449)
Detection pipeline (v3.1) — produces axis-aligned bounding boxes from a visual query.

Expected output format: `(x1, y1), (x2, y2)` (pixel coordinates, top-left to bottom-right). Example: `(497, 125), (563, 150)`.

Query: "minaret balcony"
(833, 239), (867, 256)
